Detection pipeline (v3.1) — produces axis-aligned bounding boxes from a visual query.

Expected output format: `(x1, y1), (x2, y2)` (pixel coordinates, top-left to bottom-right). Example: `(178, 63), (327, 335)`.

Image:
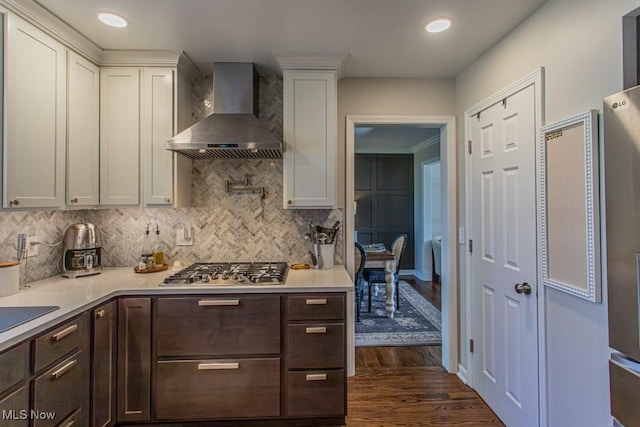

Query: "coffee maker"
(61, 223), (103, 278)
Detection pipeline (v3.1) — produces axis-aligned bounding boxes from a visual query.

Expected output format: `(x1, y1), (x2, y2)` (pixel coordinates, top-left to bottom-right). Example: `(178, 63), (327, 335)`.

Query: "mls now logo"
(3, 410), (56, 420)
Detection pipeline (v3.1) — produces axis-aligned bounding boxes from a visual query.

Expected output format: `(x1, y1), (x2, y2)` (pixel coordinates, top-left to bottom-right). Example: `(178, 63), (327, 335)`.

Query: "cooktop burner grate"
(160, 262), (289, 286)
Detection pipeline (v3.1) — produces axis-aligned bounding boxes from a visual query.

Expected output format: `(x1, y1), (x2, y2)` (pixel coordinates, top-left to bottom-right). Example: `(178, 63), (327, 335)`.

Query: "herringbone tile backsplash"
(0, 74), (343, 283)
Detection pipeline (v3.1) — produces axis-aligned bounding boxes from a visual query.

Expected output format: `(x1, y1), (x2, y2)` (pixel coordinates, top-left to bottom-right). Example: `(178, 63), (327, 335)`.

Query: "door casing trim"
(346, 114), (457, 373)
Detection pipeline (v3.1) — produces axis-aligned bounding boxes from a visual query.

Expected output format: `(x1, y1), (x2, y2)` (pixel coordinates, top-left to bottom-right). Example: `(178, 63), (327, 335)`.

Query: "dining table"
(363, 247), (397, 318)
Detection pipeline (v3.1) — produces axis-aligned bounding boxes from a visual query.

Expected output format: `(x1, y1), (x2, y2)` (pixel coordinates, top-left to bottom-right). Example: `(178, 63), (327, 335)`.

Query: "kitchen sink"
(0, 306), (59, 333)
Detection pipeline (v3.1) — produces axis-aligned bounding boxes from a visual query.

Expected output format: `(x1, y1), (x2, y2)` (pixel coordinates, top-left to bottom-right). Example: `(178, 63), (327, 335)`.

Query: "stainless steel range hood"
(166, 62), (282, 159)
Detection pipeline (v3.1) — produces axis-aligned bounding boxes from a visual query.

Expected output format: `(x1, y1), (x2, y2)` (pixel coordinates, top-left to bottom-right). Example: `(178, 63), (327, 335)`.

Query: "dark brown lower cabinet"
(286, 370), (346, 417)
(0, 386), (29, 427)
(33, 349), (90, 427)
(117, 298), (151, 423)
(155, 358), (281, 420)
(92, 300), (117, 427)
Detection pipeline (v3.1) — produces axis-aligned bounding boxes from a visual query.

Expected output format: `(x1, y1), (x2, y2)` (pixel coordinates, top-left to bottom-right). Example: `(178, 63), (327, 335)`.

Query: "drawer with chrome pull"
(33, 349), (89, 427)
(33, 312), (89, 373)
(286, 369), (345, 417)
(155, 296), (280, 357)
(286, 294), (345, 321)
(286, 323), (345, 369)
(155, 358), (280, 420)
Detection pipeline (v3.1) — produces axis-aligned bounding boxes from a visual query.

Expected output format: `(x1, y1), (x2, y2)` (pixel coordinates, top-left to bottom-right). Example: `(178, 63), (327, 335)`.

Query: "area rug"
(355, 280), (442, 347)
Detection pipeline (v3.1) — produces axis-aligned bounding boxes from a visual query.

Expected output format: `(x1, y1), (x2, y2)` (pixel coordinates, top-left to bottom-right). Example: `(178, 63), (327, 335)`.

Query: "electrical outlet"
(26, 236), (38, 257)
(176, 228), (194, 246)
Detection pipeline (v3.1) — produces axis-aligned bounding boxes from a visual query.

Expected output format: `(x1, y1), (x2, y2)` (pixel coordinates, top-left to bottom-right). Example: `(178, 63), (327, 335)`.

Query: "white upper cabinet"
(100, 68), (140, 206)
(282, 70), (337, 209)
(141, 67), (174, 206)
(67, 51), (99, 207)
(5, 14), (66, 209)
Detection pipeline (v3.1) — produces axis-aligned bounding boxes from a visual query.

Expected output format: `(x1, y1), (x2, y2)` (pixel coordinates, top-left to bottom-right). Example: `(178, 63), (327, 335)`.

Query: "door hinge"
(468, 140), (472, 155)
(469, 239), (473, 253)
(470, 339), (474, 353)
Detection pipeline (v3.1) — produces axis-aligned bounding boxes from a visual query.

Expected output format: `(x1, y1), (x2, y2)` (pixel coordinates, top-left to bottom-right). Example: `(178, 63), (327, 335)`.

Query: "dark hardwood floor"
(347, 276), (504, 426)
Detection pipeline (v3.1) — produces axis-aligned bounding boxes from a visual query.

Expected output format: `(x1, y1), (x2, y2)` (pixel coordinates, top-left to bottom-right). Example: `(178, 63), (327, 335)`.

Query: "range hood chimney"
(165, 62), (282, 159)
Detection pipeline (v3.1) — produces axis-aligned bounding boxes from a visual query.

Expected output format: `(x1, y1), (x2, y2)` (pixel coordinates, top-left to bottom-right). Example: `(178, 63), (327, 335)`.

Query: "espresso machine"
(61, 223), (103, 278)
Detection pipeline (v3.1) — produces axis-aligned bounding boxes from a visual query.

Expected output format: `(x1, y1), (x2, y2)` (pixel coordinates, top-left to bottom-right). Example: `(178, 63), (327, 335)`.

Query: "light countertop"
(0, 265), (353, 352)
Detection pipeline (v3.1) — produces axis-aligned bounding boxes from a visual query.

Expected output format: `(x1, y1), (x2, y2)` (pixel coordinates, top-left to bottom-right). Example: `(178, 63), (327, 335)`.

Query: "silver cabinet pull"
(198, 299), (240, 306)
(305, 327), (327, 334)
(305, 299), (327, 305)
(51, 359), (77, 379)
(96, 309), (106, 318)
(52, 324), (78, 341)
(197, 362), (239, 370)
(164, 197), (171, 203)
(306, 374), (327, 381)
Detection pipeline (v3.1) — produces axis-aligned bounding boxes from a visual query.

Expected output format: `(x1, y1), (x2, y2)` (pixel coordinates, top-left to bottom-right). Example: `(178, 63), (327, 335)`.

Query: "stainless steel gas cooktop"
(160, 262), (289, 286)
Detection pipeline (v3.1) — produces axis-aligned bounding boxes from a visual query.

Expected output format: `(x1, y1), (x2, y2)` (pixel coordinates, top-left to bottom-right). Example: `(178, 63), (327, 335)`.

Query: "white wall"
(456, 0), (640, 425)
(414, 144), (440, 279)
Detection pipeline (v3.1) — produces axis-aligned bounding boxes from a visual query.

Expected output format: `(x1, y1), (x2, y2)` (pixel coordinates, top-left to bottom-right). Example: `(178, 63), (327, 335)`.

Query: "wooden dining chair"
(364, 234), (407, 313)
(354, 242), (366, 322)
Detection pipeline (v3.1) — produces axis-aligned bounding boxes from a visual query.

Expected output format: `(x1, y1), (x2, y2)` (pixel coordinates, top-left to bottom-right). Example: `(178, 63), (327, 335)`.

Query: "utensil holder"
(315, 242), (335, 270)
(0, 263), (20, 297)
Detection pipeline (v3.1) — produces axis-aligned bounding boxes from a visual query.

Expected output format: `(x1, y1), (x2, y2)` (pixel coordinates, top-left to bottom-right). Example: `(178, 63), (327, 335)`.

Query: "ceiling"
(35, 0), (547, 78)
(355, 125), (440, 153)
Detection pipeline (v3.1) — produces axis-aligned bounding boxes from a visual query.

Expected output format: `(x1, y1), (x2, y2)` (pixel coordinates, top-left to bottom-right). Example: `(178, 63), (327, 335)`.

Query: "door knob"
(514, 282), (532, 295)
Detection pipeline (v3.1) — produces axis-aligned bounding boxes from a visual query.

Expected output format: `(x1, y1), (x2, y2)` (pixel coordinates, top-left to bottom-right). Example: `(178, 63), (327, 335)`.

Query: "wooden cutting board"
(0, 261), (20, 268)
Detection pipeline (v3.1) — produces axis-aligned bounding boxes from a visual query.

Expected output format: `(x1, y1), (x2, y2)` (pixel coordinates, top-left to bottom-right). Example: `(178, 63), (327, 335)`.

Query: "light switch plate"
(26, 236), (38, 257)
(176, 228), (194, 246)
(458, 227), (465, 245)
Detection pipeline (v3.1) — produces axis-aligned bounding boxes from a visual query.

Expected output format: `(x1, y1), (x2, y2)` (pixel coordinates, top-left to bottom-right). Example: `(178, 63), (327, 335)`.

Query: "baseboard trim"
(457, 364), (469, 384)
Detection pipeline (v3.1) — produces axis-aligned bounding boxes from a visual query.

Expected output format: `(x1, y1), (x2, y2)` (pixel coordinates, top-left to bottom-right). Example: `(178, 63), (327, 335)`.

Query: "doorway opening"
(345, 115), (457, 373)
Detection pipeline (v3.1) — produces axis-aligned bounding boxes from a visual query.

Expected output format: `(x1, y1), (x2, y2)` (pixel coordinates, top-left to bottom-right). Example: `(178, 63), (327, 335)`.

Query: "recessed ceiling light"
(97, 12), (129, 28)
(424, 17), (453, 33)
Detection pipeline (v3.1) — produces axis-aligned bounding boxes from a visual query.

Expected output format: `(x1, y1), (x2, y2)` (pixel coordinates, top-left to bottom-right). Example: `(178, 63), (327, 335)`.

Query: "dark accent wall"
(354, 154), (414, 269)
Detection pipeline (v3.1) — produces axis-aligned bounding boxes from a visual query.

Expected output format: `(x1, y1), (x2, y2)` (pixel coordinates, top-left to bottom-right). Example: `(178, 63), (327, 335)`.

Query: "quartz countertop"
(0, 265), (353, 352)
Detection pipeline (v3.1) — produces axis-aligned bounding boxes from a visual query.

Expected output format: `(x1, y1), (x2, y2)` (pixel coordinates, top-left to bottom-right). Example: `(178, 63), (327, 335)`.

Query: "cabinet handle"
(305, 327), (327, 334)
(70, 198), (78, 204)
(306, 298), (327, 305)
(197, 362), (239, 370)
(51, 359), (77, 380)
(164, 197), (171, 203)
(9, 199), (19, 206)
(51, 324), (78, 341)
(96, 309), (106, 318)
(198, 299), (240, 306)
(287, 200), (292, 205)
(306, 374), (327, 381)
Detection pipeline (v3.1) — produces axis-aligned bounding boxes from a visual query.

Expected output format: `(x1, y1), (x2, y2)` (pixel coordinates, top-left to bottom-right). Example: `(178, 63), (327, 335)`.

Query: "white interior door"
(470, 84), (538, 427)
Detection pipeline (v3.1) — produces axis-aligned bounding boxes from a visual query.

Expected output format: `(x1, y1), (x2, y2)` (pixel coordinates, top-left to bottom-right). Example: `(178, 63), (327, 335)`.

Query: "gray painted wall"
(455, 0), (640, 425)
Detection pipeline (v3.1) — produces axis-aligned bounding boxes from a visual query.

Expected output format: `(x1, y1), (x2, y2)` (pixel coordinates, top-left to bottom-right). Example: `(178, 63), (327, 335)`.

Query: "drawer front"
(287, 294), (345, 321)
(155, 358), (280, 420)
(610, 359), (640, 427)
(33, 349), (89, 427)
(56, 408), (83, 427)
(156, 296), (281, 357)
(0, 343), (27, 394)
(286, 370), (345, 417)
(287, 324), (345, 369)
(0, 386), (29, 427)
(34, 313), (89, 373)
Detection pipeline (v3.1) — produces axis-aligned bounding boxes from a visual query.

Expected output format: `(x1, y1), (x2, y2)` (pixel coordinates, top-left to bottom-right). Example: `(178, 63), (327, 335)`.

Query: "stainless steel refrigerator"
(604, 85), (640, 427)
